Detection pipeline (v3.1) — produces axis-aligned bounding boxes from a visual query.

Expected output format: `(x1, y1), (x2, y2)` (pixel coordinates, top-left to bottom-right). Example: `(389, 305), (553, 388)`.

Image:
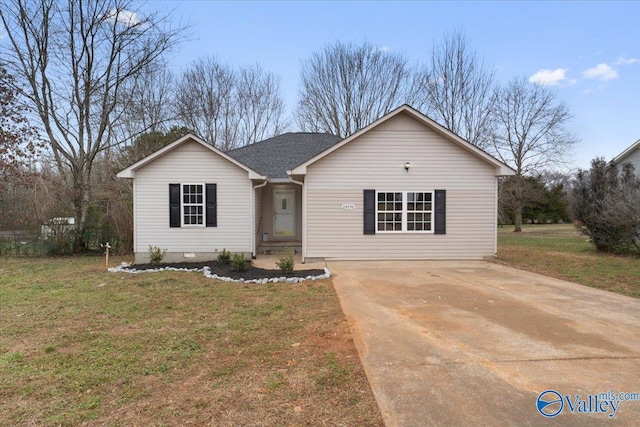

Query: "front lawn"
(497, 224), (640, 298)
(0, 257), (383, 426)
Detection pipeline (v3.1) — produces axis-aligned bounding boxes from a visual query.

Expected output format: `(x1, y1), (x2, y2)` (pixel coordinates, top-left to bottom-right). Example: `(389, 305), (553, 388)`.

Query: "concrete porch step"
(258, 241), (301, 255)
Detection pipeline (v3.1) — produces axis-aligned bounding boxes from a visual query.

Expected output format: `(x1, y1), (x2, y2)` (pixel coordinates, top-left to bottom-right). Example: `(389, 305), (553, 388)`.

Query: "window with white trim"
(407, 192), (433, 231)
(182, 184), (204, 226)
(376, 191), (433, 233)
(377, 192), (403, 231)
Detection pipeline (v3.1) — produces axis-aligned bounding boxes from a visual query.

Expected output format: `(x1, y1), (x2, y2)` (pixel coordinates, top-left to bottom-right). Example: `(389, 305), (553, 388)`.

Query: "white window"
(376, 191), (433, 233)
(182, 184), (204, 226)
(377, 192), (403, 231)
(407, 192), (433, 231)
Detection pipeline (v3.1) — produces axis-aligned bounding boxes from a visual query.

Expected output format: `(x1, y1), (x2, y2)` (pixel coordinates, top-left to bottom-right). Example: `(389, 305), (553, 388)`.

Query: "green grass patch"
(0, 256), (382, 426)
(314, 351), (355, 387)
(498, 224), (640, 298)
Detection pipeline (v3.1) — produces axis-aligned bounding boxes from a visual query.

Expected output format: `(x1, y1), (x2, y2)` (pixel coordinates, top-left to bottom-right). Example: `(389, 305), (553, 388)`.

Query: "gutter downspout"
(252, 179), (268, 258)
(288, 174), (305, 263)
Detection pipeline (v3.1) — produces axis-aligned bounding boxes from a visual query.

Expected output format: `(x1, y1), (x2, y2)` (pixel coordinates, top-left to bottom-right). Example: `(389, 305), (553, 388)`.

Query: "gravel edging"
(108, 262), (331, 283)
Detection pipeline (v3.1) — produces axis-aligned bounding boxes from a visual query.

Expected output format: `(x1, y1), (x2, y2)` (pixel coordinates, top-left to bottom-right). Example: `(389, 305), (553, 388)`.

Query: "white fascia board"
(613, 138), (640, 164)
(116, 133), (265, 180)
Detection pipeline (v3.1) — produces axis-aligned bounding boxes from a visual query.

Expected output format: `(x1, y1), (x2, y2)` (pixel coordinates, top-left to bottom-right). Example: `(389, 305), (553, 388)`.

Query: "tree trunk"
(72, 195), (85, 253)
(514, 206), (523, 232)
(513, 173), (523, 232)
(72, 170), (91, 253)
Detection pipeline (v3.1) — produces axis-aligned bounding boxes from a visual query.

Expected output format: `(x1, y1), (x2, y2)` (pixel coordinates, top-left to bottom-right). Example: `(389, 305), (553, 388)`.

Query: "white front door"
(274, 189), (295, 237)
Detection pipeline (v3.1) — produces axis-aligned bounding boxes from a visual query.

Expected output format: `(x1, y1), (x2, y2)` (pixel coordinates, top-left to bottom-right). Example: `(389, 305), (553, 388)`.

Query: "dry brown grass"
(0, 257), (383, 426)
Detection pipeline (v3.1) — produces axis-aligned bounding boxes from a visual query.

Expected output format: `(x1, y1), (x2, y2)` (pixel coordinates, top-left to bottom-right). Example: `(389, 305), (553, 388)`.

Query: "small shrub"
(148, 245), (167, 264)
(231, 253), (248, 272)
(276, 247), (295, 272)
(216, 248), (231, 265)
(42, 220), (75, 256)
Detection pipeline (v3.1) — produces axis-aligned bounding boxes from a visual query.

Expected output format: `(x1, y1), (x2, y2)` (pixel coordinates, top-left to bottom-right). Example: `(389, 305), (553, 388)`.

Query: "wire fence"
(0, 229), (127, 257)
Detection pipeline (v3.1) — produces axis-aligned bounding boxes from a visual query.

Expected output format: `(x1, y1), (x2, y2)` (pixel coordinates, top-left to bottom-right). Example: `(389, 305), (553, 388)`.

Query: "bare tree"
(491, 77), (576, 232)
(175, 57), (286, 151)
(121, 66), (176, 136)
(175, 57), (238, 150)
(236, 64), (286, 145)
(296, 41), (412, 138)
(1, 0), (182, 251)
(413, 30), (495, 149)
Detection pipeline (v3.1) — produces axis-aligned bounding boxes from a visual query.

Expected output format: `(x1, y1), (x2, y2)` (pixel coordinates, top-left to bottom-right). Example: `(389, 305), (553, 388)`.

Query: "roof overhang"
(289, 104), (515, 177)
(612, 138), (640, 164)
(116, 133), (266, 180)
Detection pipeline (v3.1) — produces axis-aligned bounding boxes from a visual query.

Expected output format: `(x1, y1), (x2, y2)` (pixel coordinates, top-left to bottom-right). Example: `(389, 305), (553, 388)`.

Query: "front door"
(274, 189), (295, 237)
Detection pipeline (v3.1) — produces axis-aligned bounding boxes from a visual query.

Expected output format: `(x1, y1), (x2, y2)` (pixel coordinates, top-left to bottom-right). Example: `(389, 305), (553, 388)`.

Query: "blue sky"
(149, 0), (640, 170)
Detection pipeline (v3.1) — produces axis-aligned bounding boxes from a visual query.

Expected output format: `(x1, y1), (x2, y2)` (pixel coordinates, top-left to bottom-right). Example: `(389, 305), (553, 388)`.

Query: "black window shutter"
(363, 189), (376, 235)
(434, 189), (446, 234)
(169, 184), (181, 228)
(205, 183), (217, 227)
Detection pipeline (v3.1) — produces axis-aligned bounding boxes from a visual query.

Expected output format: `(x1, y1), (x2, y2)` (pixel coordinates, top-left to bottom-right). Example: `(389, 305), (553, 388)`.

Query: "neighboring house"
(612, 139), (640, 174)
(117, 105), (515, 263)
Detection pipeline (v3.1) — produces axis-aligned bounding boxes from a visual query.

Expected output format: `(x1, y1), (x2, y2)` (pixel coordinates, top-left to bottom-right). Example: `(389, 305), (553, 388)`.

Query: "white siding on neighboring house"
(614, 139), (640, 175)
(622, 147), (640, 174)
(133, 140), (253, 263)
(304, 112), (499, 260)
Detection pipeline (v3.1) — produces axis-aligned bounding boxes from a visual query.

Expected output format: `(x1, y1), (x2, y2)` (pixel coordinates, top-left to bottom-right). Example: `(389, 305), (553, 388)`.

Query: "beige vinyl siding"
(305, 112), (498, 260)
(134, 140), (252, 257)
(259, 184), (302, 241)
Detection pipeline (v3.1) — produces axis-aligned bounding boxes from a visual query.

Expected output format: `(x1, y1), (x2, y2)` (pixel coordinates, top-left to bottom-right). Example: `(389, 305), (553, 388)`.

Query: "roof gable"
(116, 134), (265, 179)
(290, 105), (515, 176)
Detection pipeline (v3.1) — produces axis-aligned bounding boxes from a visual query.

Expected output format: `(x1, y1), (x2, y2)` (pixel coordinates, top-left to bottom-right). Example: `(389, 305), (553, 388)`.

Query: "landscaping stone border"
(108, 262), (331, 283)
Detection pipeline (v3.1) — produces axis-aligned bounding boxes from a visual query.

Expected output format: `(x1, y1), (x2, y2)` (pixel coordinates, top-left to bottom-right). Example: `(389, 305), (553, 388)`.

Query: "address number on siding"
(341, 203), (356, 210)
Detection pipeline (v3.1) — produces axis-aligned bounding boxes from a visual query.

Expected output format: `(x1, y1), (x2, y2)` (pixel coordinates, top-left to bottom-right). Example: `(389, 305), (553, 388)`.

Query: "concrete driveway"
(328, 260), (640, 426)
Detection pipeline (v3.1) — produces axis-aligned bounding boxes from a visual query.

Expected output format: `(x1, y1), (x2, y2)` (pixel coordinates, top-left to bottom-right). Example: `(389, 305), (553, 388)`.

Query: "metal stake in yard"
(101, 242), (111, 267)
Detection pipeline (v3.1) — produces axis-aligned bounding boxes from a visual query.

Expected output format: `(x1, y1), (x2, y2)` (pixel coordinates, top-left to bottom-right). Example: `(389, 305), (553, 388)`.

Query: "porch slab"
(252, 254), (327, 271)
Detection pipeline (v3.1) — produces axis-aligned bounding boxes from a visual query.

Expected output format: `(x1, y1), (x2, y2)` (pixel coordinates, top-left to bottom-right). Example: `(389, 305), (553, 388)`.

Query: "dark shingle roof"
(228, 132), (343, 179)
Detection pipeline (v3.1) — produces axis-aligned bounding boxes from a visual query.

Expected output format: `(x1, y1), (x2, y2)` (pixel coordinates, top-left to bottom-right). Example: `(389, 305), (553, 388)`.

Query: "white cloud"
(582, 63), (618, 80)
(613, 56), (639, 65)
(378, 46), (390, 52)
(528, 68), (569, 86)
(106, 8), (141, 27)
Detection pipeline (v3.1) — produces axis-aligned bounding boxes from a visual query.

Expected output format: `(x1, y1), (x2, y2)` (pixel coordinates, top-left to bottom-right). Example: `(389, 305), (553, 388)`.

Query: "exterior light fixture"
(404, 162), (411, 172)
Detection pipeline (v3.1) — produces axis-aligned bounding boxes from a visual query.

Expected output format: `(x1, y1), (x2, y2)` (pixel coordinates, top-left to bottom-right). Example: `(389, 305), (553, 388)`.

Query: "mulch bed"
(125, 261), (326, 280)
